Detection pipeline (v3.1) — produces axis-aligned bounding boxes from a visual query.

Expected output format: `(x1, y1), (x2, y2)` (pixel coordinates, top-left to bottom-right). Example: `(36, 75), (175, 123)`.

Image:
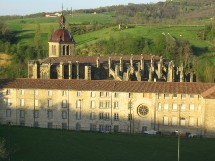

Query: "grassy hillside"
(1, 125), (215, 161)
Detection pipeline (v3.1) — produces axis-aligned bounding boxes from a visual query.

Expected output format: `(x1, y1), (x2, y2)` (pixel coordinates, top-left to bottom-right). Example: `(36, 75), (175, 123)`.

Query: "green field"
(1, 125), (215, 161)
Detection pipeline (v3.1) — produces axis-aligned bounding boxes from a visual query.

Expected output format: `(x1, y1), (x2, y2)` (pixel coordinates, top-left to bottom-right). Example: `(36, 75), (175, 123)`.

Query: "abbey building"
(0, 14), (215, 137)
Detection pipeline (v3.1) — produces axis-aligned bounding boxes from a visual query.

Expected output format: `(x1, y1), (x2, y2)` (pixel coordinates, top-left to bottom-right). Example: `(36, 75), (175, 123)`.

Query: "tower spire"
(59, 3), (65, 29)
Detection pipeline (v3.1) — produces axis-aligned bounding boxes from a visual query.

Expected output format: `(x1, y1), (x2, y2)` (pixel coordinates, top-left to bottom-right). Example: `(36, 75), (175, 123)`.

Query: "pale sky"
(0, 0), (165, 16)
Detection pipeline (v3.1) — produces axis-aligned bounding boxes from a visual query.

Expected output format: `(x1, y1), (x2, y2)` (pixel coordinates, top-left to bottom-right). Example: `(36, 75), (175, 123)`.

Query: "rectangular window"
(181, 94), (186, 99)
(91, 100), (96, 108)
(180, 118), (186, 126)
(34, 90), (38, 96)
(90, 124), (97, 131)
(99, 112), (104, 120)
(173, 94), (177, 99)
(91, 91), (96, 97)
(6, 89), (11, 95)
(158, 103), (161, 111)
(48, 90), (52, 96)
(106, 92), (110, 97)
(164, 94), (169, 99)
(35, 99), (39, 107)
(99, 124), (104, 132)
(48, 122), (53, 129)
(6, 98), (12, 106)
(62, 100), (67, 108)
(172, 103), (177, 111)
(172, 117), (177, 125)
(20, 99), (24, 107)
(105, 112), (110, 120)
(128, 114), (132, 120)
(164, 103), (168, 111)
(34, 122), (39, 128)
(6, 109), (11, 117)
(105, 125), (111, 132)
(114, 101), (119, 109)
(62, 91), (67, 96)
(189, 117), (194, 126)
(76, 112), (81, 120)
(197, 118), (202, 126)
(62, 111), (67, 119)
(190, 94), (194, 99)
(48, 99), (52, 107)
(99, 101), (104, 109)
(20, 110), (25, 118)
(76, 100), (81, 108)
(100, 92), (105, 97)
(90, 112), (96, 120)
(181, 104), (186, 111)
(158, 93), (162, 99)
(190, 104), (195, 111)
(77, 91), (81, 97)
(128, 93), (133, 98)
(106, 101), (110, 108)
(34, 110), (39, 118)
(114, 113), (119, 121)
(114, 92), (119, 98)
(163, 116), (168, 125)
(20, 89), (24, 95)
(62, 123), (67, 129)
(47, 110), (53, 119)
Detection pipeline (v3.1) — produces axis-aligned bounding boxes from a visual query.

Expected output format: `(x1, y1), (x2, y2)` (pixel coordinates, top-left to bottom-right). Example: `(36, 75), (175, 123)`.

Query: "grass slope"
(1, 125), (215, 161)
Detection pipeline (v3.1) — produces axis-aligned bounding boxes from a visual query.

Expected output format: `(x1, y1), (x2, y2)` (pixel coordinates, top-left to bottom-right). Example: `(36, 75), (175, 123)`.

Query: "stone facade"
(0, 79), (214, 137)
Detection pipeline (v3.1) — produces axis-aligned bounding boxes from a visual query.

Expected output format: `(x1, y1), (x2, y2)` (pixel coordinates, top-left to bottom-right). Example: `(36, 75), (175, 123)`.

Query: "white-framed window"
(99, 124), (104, 132)
(198, 104), (202, 112)
(47, 110), (53, 119)
(158, 103), (161, 111)
(91, 91), (96, 97)
(189, 117), (194, 126)
(105, 112), (110, 120)
(34, 110), (39, 118)
(180, 118), (186, 126)
(158, 93), (162, 99)
(164, 94), (169, 99)
(172, 103), (177, 111)
(62, 90), (67, 96)
(106, 92), (110, 97)
(172, 117), (177, 125)
(90, 112), (96, 120)
(5, 98), (12, 106)
(48, 90), (52, 96)
(76, 100), (81, 108)
(173, 94), (177, 99)
(20, 89), (24, 95)
(99, 101), (104, 109)
(20, 110), (25, 118)
(77, 91), (81, 97)
(105, 125), (111, 132)
(163, 116), (168, 125)
(114, 113), (119, 121)
(48, 99), (52, 108)
(181, 94), (186, 99)
(35, 99), (39, 107)
(6, 109), (11, 117)
(62, 111), (67, 119)
(106, 101), (110, 108)
(100, 92), (105, 97)
(20, 99), (24, 107)
(6, 89), (11, 95)
(99, 112), (103, 120)
(190, 94), (194, 99)
(76, 112), (81, 120)
(198, 95), (202, 100)
(62, 100), (67, 108)
(90, 100), (96, 108)
(114, 101), (119, 109)
(34, 90), (38, 96)
(114, 92), (119, 98)
(181, 104), (186, 111)
(164, 103), (168, 111)
(189, 104), (195, 111)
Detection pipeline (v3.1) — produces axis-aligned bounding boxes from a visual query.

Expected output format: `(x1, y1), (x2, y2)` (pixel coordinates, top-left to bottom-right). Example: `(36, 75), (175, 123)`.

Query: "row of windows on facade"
(5, 89), (201, 99)
(19, 121), (118, 132)
(157, 103), (202, 112)
(162, 116), (202, 127)
(6, 109), (120, 121)
(6, 98), (119, 109)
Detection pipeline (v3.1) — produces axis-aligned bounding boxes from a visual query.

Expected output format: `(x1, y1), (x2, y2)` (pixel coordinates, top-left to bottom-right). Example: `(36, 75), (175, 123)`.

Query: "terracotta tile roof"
(41, 55), (161, 64)
(0, 79), (214, 98)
